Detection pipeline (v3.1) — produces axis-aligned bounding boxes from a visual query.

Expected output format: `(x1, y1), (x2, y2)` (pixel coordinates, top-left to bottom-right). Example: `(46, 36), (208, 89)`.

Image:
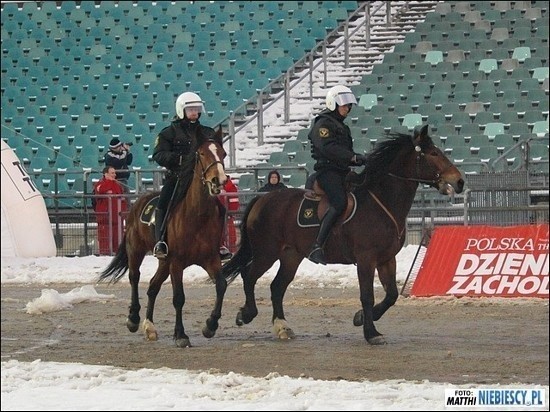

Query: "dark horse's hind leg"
(202, 267), (228, 339)
(236, 261), (259, 326)
(270, 253), (302, 339)
(353, 259), (398, 344)
(127, 266), (141, 333)
(127, 255), (150, 333)
(142, 261), (170, 341)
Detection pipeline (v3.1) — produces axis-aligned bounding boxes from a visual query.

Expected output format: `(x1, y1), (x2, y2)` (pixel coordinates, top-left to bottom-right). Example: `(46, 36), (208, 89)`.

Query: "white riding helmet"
(175, 92), (205, 119)
(325, 85), (357, 111)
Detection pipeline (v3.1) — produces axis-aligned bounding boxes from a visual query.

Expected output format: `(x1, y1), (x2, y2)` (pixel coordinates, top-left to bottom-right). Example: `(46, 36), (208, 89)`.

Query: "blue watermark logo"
(445, 389), (546, 408)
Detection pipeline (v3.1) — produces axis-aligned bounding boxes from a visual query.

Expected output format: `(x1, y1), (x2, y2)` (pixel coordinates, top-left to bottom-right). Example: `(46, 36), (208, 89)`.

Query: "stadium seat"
(237, 173), (258, 191)
(483, 122), (506, 139)
(531, 120), (549, 137)
(402, 113), (423, 131)
(532, 67), (549, 82)
(511, 46), (531, 62)
(358, 94), (378, 110)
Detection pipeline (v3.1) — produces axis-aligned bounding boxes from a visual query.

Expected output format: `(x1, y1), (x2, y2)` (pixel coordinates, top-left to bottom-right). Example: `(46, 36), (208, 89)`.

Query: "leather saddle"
(297, 180), (357, 228)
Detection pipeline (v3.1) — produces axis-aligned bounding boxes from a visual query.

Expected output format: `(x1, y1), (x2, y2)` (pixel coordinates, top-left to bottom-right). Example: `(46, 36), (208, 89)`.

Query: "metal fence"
(46, 170), (549, 257)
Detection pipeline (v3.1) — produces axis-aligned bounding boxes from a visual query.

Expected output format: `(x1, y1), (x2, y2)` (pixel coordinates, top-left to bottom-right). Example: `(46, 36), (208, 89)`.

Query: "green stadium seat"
(483, 122), (506, 139)
(237, 173), (258, 191)
(358, 94), (378, 110)
(424, 50), (443, 66)
(402, 113), (423, 130)
(532, 67), (549, 82)
(531, 120), (549, 137)
(511, 46), (531, 62)
(478, 59), (498, 75)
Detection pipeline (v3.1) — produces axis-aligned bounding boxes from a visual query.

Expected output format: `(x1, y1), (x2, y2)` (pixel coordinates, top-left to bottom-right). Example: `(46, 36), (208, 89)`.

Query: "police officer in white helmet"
(306, 85), (368, 265)
(151, 92), (221, 259)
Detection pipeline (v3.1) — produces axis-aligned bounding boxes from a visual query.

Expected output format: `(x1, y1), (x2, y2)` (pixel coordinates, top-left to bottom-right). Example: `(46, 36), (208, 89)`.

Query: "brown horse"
(222, 125), (465, 344)
(98, 129), (229, 347)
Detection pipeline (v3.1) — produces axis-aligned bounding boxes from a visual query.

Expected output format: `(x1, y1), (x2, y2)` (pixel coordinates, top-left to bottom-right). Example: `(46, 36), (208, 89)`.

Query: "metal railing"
(46, 169), (549, 257)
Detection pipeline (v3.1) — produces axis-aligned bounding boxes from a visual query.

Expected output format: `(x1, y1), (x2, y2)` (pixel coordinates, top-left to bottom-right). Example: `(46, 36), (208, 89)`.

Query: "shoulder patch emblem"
(319, 127), (330, 138)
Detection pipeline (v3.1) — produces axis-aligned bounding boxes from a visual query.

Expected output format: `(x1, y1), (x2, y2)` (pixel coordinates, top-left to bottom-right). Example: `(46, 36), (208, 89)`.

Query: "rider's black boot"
(153, 208), (168, 259)
(307, 207), (339, 265)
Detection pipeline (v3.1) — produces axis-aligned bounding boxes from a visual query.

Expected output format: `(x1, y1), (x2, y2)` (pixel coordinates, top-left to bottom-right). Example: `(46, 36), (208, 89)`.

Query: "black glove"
(353, 154), (367, 166)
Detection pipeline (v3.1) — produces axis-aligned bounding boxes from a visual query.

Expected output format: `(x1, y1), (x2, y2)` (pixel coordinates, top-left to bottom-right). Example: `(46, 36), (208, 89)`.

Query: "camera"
(124, 142), (133, 146)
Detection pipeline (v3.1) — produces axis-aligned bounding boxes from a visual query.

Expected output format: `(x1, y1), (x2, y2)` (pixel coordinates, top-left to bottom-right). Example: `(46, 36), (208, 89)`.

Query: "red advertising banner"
(411, 225), (549, 298)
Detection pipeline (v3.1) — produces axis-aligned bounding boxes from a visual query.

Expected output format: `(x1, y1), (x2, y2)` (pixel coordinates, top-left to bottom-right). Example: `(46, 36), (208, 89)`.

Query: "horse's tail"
(97, 234), (129, 284)
(221, 195), (260, 285)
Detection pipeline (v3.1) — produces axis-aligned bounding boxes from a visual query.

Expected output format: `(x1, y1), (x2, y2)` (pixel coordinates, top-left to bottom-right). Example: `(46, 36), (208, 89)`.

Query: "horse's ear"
(215, 126), (223, 143)
(413, 124), (429, 144)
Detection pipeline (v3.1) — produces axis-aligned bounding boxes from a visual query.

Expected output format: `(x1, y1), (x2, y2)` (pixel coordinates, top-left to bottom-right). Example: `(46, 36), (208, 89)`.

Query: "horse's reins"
(367, 142), (448, 240)
(367, 190), (405, 240)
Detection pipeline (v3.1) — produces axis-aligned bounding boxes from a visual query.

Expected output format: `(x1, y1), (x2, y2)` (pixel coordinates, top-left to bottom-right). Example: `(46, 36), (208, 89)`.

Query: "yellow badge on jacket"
(319, 128), (329, 138)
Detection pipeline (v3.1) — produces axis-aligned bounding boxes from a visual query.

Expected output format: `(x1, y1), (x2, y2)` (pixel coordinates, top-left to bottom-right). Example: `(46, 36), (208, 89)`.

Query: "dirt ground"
(1, 282), (548, 386)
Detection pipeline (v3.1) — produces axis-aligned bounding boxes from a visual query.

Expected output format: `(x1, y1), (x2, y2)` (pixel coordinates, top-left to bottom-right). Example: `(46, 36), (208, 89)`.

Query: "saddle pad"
(297, 193), (357, 228)
(140, 196), (160, 225)
(297, 197), (321, 227)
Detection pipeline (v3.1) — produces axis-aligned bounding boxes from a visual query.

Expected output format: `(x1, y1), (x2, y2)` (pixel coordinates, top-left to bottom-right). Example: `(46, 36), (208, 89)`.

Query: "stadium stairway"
(232, 1), (439, 171)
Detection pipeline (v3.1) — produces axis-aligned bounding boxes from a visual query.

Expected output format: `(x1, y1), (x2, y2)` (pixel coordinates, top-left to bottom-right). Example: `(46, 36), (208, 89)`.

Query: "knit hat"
(109, 138), (122, 149)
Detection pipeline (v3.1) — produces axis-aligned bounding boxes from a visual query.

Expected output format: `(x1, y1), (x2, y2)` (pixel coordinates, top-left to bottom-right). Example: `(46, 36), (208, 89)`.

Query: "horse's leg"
(127, 265), (141, 333)
(270, 252), (302, 339)
(353, 258), (399, 325)
(170, 262), (191, 348)
(236, 255), (277, 326)
(126, 251), (146, 333)
(356, 261), (386, 345)
(202, 263), (227, 339)
(373, 258), (398, 320)
(142, 260), (170, 341)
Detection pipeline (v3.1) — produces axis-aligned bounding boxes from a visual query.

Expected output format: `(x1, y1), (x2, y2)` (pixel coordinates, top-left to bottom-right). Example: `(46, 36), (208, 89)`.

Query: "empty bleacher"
(2, 1), (358, 195)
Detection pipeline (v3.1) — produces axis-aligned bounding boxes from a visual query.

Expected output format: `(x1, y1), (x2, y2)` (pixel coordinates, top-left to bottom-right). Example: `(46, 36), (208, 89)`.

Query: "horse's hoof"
(175, 338), (192, 348)
(236, 311), (243, 326)
(273, 318), (296, 340)
(367, 335), (387, 345)
(202, 325), (216, 339)
(142, 320), (158, 341)
(352, 310), (363, 326)
(277, 328), (296, 340)
(127, 318), (139, 333)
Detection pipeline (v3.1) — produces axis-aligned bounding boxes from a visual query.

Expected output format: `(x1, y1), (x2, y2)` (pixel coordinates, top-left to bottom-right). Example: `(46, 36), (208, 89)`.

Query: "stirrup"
(219, 246), (232, 262)
(153, 241), (168, 259)
(308, 246), (326, 265)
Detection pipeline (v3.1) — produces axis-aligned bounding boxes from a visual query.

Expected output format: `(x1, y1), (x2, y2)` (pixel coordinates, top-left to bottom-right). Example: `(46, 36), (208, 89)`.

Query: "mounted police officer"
(151, 92), (220, 259)
(307, 85), (368, 265)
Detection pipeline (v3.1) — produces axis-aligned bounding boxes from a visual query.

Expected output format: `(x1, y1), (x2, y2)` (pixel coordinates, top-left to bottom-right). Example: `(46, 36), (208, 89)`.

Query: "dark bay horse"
(98, 129), (229, 347)
(222, 125), (464, 344)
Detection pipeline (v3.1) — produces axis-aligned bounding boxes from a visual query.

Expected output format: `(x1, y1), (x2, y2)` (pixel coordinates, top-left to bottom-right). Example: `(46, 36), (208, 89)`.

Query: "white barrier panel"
(1, 140), (56, 257)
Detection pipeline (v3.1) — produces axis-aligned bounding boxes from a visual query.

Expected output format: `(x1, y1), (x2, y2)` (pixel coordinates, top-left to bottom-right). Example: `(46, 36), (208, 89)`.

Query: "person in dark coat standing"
(151, 92), (221, 259)
(258, 170), (287, 192)
(306, 85), (367, 265)
(104, 138), (133, 192)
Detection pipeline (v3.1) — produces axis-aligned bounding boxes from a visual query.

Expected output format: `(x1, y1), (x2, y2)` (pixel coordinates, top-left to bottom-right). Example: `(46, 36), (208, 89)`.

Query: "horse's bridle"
(388, 143), (452, 187)
(195, 145), (225, 192)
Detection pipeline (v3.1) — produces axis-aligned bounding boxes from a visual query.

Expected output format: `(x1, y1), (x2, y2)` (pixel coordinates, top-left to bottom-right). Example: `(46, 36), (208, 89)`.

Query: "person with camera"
(104, 138), (133, 192)
(306, 85), (367, 265)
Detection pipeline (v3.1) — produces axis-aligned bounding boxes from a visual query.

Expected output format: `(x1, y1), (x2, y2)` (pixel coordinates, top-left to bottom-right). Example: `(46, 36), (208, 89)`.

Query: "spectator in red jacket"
(218, 175), (239, 259)
(93, 166), (128, 255)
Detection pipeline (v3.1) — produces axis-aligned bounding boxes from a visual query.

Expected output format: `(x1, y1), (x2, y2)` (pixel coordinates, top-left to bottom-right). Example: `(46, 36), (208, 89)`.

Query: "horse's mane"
(357, 131), (434, 190)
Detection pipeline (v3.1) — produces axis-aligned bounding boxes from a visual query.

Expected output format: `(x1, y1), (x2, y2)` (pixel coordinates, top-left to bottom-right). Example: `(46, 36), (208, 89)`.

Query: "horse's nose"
(456, 178), (465, 194)
(213, 176), (226, 188)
